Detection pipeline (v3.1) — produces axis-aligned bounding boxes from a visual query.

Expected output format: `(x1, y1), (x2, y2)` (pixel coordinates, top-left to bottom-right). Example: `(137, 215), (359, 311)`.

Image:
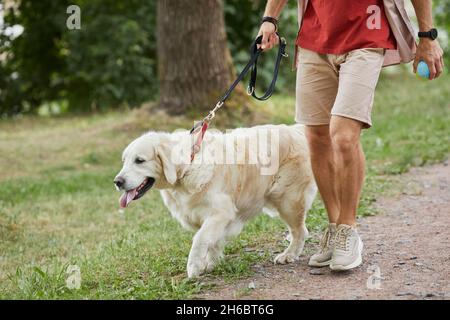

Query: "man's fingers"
(428, 61), (436, 80)
(266, 34), (277, 50)
(261, 32), (279, 51)
(261, 31), (270, 50)
(435, 59), (443, 79)
(266, 34), (281, 50)
(415, 41), (445, 80)
(270, 33), (280, 45)
(256, 29), (263, 49)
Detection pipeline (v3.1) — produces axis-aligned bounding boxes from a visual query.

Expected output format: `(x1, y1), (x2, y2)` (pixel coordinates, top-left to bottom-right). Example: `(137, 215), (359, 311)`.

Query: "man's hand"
(257, 22), (279, 51)
(413, 39), (444, 80)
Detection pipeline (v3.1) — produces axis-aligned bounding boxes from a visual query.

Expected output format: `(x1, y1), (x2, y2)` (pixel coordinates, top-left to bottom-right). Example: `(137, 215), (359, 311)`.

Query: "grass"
(0, 69), (449, 299)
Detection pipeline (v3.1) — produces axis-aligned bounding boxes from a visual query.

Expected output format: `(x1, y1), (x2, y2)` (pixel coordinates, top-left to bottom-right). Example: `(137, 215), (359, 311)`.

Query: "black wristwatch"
(418, 28), (438, 40)
(261, 16), (278, 31)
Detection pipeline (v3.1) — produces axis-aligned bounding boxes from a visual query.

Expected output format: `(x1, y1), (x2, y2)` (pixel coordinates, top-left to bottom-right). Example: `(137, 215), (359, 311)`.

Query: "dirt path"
(198, 163), (450, 300)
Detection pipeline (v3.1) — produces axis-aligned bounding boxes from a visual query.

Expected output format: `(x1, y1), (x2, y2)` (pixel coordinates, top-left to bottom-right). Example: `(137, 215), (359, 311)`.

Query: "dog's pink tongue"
(119, 189), (137, 208)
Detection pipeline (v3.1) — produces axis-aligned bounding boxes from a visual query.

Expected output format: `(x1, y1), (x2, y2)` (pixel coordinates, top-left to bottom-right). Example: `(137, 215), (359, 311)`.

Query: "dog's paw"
(187, 261), (207, 278)
(187, 266), (203, 278)
(274, 251), (299, 264)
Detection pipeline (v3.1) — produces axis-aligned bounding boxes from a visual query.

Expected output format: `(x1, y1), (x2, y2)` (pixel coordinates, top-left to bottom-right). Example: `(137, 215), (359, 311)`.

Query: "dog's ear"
(156, 144), (177, 185)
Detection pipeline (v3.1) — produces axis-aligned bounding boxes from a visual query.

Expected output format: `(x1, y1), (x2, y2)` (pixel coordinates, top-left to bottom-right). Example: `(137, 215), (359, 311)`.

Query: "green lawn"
(0, 70), (449, 299)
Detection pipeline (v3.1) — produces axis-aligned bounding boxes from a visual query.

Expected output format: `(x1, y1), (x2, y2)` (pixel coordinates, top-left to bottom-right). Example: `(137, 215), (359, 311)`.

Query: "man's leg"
(326, 48), (385, 271)
(328, 115), (365, 270)
(329, 116), (365, 226)
(328, 48), (384, 228)
(305, 125), (340, 223)
(305, 48), (383, 270)
(306, 125), (340, 267)
(295, 47), (341, 267)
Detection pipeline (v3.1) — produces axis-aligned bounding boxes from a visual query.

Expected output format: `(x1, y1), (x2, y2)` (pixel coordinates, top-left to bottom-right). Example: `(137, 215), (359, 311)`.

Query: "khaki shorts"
(295, 47), (385, 129)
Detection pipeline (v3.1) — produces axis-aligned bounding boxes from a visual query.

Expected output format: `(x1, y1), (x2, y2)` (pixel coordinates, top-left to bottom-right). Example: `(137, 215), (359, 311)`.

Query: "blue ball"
(417, 61), (430, 79)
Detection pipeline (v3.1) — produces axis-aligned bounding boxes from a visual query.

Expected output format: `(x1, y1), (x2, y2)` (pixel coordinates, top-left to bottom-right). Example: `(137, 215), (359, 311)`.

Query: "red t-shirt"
(296, 0), (396, 54)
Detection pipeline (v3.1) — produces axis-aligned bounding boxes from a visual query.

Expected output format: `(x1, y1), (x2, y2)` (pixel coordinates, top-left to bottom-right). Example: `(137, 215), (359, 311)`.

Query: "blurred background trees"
(0, 0), (157, 115)
(435, 0), (450, 67)
(0, 0), (448, 117)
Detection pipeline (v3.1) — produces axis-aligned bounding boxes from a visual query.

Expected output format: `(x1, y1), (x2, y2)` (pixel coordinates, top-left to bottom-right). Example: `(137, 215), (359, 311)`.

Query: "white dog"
(114, 124), (317, 278)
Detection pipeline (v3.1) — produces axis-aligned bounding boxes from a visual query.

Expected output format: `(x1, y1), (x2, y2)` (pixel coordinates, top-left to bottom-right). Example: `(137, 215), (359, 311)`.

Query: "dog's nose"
(114, 176), (125, 189)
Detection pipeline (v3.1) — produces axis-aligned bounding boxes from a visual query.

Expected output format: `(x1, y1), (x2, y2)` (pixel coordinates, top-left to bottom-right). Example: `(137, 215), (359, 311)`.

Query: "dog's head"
(114, 132), (177, 208)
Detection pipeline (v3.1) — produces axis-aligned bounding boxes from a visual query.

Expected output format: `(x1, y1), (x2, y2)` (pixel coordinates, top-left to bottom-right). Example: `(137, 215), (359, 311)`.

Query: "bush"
(0, 0), (156, 115)
(435, 0), (450, 69)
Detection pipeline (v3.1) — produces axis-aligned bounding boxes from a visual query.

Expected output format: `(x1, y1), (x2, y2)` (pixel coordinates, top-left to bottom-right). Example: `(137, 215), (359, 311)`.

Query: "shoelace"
(334, 227), (352, 251)
(319, 227), (332, 253)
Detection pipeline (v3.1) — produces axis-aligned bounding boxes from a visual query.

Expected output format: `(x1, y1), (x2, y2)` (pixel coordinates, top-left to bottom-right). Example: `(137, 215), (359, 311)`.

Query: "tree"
(157, 0), (241, 115)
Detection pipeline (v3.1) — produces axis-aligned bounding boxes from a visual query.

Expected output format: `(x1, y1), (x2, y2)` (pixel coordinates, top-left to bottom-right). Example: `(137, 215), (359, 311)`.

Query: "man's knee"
(330, 128), (360, 157)
(305, 125), (331, 153)
(330, 116), (362, 156)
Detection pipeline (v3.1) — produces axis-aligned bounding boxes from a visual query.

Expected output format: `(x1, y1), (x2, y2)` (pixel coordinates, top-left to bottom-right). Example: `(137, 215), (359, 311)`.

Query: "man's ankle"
(336, 220), (357, 227)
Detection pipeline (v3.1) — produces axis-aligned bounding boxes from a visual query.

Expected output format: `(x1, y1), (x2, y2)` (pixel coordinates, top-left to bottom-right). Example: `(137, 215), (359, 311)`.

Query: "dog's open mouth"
(119, 177), (155, 208)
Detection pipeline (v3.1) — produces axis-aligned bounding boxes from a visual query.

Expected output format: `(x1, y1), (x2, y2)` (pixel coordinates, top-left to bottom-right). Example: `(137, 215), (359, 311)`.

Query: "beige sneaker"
(308, 223), (336, 267)
(330, 224), (363, 271)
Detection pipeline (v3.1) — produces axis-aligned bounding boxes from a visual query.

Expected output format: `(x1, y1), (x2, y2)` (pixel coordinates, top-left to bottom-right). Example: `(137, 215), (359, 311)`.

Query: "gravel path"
(198, 163), (450, 300)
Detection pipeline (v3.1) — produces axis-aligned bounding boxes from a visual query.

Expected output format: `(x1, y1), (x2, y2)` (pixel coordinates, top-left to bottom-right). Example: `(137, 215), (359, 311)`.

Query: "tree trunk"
(157, 0), (241, 115)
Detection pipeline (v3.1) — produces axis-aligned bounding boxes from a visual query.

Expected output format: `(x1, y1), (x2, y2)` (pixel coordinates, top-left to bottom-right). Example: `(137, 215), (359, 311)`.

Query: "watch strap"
(418, 28), (438, 40)
(418, 31), (431, 37)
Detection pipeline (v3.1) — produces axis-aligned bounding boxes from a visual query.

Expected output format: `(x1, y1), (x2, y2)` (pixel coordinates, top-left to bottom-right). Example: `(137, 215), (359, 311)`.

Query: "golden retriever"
(114, 124), (317, 278)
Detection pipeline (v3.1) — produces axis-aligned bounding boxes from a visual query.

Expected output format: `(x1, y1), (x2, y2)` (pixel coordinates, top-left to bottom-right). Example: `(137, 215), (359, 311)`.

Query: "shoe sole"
(308, 259), (331, 267)
(330, 240), (363, 271)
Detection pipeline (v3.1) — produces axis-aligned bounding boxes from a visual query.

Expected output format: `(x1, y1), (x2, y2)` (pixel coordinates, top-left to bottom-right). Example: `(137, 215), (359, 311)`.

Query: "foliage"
(435, 0), (450, 68)
(0, 1), (69, 116)
(0, 0), (156, 115)
(63, 0), (156, 111)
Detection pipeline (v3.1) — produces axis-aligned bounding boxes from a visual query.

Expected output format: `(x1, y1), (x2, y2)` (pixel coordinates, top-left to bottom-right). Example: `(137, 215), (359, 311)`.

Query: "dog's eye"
(135, 157), (145, 164)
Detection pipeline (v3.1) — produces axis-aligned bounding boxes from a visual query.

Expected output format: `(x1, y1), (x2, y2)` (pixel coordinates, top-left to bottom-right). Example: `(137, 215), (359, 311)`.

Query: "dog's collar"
(190, 120), (209, 162)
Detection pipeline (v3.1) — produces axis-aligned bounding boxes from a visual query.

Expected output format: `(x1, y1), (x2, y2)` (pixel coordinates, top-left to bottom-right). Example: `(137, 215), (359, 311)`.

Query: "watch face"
(430, 29), (438, 40)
